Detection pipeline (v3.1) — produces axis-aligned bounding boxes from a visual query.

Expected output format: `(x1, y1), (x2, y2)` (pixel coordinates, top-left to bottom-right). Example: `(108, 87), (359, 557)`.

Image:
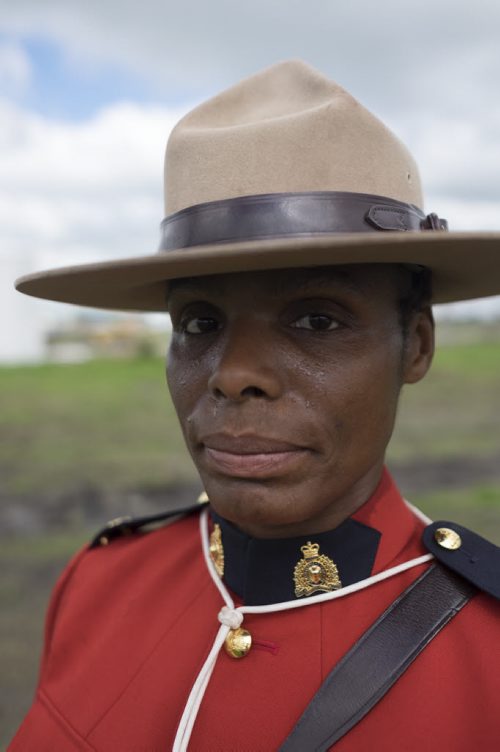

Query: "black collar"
(210, 510), (381, 606)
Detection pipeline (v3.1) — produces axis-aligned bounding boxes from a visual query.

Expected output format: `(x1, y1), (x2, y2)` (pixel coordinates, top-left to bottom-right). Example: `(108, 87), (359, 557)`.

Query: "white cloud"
(2, 90), (497, 283)
(1, 0), (499, 109)
(1, 1), (500, 361)
(389, 112), (500, 230)
(0, 98), (190, 268)
(0, 98), (190, 361)
(2, 1), (500, 214)
(0, 39), (32, 91)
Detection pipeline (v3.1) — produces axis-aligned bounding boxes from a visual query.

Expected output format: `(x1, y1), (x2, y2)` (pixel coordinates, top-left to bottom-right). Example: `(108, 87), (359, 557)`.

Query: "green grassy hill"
(1, 332), (499, 497)
(1, 325), (499, 746)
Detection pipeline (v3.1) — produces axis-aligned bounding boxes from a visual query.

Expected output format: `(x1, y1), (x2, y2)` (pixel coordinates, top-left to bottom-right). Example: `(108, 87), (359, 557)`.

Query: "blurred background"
(1, 0), (499, 746)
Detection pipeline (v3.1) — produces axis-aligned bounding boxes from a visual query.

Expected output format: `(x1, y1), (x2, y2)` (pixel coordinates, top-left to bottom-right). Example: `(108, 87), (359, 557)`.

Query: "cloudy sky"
(1, 0), (499, 360)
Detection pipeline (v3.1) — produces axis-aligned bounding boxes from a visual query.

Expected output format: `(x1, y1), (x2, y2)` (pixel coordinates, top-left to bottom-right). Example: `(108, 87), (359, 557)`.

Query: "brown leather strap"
(279, 563), (475, 752)
(159, 191), (448, 252)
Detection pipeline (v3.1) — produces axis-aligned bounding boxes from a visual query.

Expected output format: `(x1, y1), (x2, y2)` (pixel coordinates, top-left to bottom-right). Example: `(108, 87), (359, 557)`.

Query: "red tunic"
(9, 472), (500, 750)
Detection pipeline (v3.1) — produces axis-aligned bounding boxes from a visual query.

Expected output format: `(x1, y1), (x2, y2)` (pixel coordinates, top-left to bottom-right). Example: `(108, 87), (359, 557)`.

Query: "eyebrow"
(166, 267), (367, 305)
(269, 269), (366, 297)
(167, 277), (226, 298)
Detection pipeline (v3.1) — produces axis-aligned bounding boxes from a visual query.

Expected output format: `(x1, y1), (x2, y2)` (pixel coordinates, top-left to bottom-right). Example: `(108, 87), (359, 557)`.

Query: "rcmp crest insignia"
(293, 541), (342, 597)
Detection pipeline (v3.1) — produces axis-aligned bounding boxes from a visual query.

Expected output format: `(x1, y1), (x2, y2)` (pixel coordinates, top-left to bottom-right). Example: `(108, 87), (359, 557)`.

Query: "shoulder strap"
(89, 500), (206, 548)
(423, 521), (500, 599)
(279, 563), (476, 752)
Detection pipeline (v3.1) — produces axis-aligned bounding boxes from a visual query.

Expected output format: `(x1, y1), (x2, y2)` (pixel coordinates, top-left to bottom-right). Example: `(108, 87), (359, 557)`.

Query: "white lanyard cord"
(172, 507), (434, 751)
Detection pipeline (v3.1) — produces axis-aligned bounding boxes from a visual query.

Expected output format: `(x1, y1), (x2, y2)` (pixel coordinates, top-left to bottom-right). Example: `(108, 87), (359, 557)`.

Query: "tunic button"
(434, 527), (462, 550)
(224, 627), (252, 658)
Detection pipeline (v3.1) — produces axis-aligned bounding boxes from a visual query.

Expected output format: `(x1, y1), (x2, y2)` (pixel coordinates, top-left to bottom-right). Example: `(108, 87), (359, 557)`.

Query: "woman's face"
(166, 265), (433, 538)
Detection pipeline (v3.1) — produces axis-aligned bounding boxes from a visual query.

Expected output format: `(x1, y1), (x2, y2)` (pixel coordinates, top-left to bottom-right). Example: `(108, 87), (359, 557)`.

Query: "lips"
(200, 433), (310, 478)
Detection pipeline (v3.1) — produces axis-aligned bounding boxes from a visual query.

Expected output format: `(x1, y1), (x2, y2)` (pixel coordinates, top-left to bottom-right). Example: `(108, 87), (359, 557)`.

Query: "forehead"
(166, 264), (404, 304)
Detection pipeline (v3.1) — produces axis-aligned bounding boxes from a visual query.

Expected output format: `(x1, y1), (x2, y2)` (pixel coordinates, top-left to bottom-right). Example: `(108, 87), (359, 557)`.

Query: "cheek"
(165, 350), (182, 408)
(165, 345), (199, 425)
(312, 344), (403, 442)
(166, 341), (218, 448)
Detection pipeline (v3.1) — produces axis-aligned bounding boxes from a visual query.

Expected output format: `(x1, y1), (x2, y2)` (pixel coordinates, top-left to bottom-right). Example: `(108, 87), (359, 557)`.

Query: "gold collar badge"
(293, 541), (342, 597)
(209, 523), (225, 578)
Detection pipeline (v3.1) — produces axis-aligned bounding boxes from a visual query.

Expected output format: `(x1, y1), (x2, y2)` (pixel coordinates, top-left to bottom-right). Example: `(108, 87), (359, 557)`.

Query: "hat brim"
(15, 231), (500, 311)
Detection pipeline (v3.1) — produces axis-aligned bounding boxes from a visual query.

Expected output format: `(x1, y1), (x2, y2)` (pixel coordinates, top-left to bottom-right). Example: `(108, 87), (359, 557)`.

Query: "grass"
(412, 485), (500, 538)
(1, 330), (500, 498)
(389, 339), (500, 460)
(1, 325), (499, 747)
(0, 358), (193, 496)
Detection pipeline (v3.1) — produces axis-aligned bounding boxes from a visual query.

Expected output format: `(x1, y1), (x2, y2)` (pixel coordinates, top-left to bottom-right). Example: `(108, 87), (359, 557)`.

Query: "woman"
(10, 60), (499, 751)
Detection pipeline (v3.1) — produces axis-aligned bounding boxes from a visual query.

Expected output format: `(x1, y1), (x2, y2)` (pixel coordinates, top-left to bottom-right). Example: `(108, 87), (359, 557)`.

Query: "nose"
(208, 319), (283, 401)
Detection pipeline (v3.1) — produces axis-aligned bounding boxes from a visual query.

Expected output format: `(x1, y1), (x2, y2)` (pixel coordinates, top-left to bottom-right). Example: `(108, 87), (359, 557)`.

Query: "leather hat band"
(159, 191), (448, 252)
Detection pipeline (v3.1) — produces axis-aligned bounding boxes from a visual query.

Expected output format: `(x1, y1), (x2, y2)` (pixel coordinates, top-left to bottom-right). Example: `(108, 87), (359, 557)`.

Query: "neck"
(206, 468), (426, 606)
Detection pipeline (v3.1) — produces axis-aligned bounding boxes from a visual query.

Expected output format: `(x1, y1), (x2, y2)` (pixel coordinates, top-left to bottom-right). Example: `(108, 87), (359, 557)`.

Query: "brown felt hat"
(15, 60), (500, 310)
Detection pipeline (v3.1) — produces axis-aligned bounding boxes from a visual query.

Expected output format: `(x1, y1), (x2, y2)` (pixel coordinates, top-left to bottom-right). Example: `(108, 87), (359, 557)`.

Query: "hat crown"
(165, 60), (423, 214)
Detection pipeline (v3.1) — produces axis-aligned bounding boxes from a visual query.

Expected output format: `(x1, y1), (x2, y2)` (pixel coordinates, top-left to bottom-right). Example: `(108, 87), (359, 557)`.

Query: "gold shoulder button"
(434, 527), (462, 550)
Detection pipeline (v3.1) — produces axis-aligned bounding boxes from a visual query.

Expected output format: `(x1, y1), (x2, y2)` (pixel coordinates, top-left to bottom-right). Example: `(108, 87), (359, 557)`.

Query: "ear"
(402, 307), (435, 384)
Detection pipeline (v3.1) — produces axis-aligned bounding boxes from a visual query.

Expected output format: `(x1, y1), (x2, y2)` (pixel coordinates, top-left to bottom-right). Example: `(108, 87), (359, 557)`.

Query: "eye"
(291, 314), (340, 331)
(182, 316), (220, 334)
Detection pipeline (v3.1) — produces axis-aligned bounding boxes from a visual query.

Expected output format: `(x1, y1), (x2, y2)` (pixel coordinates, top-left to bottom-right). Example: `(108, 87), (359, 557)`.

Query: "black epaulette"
(423, 521), (500, 600)
(89, 495), (209, 549)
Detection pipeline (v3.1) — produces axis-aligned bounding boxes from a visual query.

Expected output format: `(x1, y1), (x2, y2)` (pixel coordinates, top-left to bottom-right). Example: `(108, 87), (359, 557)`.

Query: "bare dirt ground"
(1, 454), (499, 537)
(389, 454), (500, 496)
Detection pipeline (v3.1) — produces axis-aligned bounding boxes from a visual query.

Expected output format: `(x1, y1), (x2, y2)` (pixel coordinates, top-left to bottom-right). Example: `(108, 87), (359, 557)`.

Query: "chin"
(203, 477), (320, 534)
